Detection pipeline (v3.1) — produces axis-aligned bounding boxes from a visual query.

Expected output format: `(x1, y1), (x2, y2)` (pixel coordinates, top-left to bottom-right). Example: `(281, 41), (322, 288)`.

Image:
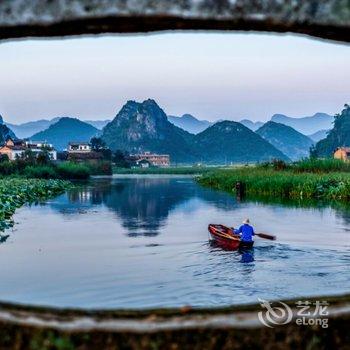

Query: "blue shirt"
(234, 224), (255, 242)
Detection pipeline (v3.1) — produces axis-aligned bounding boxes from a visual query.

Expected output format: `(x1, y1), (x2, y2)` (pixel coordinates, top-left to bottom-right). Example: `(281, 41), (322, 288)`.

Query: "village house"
(68, 142), (92, 153)
(0, 139), (26, 160)
(128, 152), (170, 168)
(0, 139), (57, 160)
(66, 141), (102, 162)
(334, 147), (350, 161)
(26, 140), (57, 160)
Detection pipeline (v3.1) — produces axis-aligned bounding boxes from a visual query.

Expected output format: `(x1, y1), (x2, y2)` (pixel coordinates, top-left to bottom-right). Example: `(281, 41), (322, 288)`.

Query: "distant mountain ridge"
(239, 119), (264, 131)
(4, 117), (109, 138)
(168, 114), (212, 134)
(102, 99), (289, 164)
(308, 129), (330, 142)
(1, 106), (336, 161)
(3, 110), (333, 143)
(256, 121), (313, 160)
(30, 117), (99, 150)
(6, 118), (59, 139)
(271, 113), (333, 135)
(84, 119), (111, 130)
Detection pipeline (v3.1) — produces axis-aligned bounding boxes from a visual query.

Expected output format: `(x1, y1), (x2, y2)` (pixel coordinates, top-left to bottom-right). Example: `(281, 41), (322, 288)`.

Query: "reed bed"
(198, 167), (350, 201)
(291, 158), (350, 173)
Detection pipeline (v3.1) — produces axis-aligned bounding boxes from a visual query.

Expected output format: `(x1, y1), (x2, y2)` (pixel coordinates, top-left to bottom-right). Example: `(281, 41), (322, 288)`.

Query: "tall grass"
(258, 158), (350, 173)
(0, 159), (113, 179)
(23, 165), (57, 179)
(198, 167), (350, 201)
(292, 158), (350, 173)
(87, 161), (112, 175)
(56, 162), (90, 180)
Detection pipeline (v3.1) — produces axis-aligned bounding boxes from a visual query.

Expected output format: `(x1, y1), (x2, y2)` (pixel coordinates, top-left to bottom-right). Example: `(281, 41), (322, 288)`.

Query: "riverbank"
(0, 178), (70, 232)
(198, 166), (350, 201)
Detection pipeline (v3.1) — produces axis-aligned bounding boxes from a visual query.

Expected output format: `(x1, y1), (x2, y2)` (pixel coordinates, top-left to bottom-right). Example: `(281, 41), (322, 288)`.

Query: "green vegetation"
(113, 166), (220, 175)
(198, 159), (350, 201)
(0, 178), (69, 231)
(291, 158), (350, 173)
(0, 160), (91, 179)
(258, 158), (350, 173)
(23, 165), (57, 179)
(312, 104), (349, 157)
(0, 157), (112, 179)
(86, 160), (112, 176)
(56, 162), (90, 179)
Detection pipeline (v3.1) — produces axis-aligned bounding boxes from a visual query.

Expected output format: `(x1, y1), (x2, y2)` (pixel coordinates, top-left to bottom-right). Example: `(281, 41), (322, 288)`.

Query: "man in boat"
(233, 218), (255, 248)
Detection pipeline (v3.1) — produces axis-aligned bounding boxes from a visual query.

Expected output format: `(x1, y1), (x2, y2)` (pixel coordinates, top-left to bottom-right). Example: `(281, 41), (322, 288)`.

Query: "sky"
(0, 32), (349, 124)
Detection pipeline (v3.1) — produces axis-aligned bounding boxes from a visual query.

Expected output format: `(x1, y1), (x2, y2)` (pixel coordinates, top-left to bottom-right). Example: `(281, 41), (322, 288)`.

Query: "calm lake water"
(0, 175), (349, 309)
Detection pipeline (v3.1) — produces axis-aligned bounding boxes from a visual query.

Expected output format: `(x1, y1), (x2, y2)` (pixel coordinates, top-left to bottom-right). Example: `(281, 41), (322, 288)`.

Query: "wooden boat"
(208, 224), (241, 250)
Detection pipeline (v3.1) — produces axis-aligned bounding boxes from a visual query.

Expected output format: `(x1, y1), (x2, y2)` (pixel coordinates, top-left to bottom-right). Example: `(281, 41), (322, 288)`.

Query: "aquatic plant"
(258, 158), (350, 173)
(0, 178), (69, 232)
(291, 158), (350, 173)
(56, 162), (90, 180)
(197, 168), (350, 201)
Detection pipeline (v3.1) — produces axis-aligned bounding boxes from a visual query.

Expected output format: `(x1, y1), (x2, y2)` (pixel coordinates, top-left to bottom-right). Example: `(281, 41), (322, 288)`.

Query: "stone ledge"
(0, 0), (349, 42)
(0, 294), (349, 349)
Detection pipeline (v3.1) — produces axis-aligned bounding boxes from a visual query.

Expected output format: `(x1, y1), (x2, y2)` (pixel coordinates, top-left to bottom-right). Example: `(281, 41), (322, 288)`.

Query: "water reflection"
(51, 177), (240, 236)
(239, 248), (255, 263)
(46, 177), (350, 242)
(0, 176), (349, 308)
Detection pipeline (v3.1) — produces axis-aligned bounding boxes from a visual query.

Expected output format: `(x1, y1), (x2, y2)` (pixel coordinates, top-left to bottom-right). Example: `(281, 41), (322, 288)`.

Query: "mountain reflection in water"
(0, 176), (349, 309)
(50, 177), (239, 236)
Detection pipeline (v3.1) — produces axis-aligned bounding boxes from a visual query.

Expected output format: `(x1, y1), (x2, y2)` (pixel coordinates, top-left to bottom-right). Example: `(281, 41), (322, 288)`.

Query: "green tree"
(37, 150), (51, 165)
(90, 137), (106, 152)
(113, 150), (130, 168)
(313, 104), (350, 157)
(23, 149), (36, 165)
(0, 154), (9, 163)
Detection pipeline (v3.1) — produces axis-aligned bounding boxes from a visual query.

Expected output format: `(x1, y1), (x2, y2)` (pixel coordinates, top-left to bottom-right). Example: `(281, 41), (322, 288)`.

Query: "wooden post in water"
(235, 181), (245, 200)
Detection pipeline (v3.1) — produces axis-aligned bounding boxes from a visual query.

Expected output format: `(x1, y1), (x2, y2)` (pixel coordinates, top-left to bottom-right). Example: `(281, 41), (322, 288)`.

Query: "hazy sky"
(0, 32), (349, 124)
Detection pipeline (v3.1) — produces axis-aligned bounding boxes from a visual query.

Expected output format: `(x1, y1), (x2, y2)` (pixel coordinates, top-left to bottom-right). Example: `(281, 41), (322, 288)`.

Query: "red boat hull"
(208, 224), (241, 250)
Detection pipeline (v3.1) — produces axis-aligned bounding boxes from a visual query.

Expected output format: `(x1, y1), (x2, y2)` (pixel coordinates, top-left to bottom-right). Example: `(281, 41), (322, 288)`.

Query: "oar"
(256, 233), (276, 241)
(230, 226), (276, 241)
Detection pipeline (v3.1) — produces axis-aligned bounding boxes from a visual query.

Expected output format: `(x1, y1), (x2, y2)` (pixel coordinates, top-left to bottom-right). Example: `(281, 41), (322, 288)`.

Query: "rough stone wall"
(0, 295), (349, 349)
(0, 0), (349, 42)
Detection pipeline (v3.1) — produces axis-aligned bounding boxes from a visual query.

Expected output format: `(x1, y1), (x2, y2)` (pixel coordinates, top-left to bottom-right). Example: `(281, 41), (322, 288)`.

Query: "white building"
(68, 142), (91, 153)
(0, 139), (57, 160)
(26, 140), (57, 160)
